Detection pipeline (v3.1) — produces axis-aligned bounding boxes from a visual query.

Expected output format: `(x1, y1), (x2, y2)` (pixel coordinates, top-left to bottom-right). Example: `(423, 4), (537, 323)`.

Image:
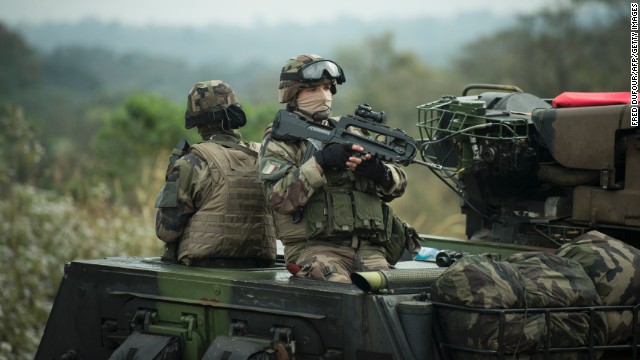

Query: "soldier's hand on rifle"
(355, 154), (391, 186)
(345, 144), (367, 171)
(315, 143), (353, 171)
(315, 143), (367, 173)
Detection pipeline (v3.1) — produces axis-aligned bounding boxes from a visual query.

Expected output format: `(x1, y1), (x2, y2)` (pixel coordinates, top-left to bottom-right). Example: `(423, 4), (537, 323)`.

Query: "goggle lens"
(300, 60), (342, 81)
(280, 59), (346, 84)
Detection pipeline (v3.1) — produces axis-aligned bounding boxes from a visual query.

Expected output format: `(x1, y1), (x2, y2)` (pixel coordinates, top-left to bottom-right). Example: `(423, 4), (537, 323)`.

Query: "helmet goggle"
(281, 60), (346, 84)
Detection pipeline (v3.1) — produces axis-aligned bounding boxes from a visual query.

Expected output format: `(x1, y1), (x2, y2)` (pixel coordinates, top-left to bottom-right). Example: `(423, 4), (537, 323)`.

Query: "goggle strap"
(280, 72), (303, 82)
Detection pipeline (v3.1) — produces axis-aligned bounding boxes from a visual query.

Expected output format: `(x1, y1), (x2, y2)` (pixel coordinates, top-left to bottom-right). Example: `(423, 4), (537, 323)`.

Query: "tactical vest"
(179, 141), (276, 264)
(305, 169), (392, 243)
(270, 139), (392, 246)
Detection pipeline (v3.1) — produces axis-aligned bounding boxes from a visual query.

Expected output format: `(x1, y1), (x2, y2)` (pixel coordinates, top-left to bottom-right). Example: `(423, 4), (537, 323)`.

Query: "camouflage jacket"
(259, 111), (408, 251)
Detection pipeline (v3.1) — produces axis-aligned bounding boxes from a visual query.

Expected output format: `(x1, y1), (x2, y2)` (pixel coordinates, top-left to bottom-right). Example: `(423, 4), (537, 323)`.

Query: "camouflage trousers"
(283, 241), (306, 265)
(292, 241), (389, 284)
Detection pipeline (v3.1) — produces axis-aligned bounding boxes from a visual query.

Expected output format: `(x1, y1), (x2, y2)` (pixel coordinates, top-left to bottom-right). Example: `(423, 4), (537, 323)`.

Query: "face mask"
(297, 88), (332, 120)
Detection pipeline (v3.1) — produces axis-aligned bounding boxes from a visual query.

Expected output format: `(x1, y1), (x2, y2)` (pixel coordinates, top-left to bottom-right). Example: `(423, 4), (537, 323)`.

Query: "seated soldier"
(259, 55), (409, 282)
(155, 80), (276, 268)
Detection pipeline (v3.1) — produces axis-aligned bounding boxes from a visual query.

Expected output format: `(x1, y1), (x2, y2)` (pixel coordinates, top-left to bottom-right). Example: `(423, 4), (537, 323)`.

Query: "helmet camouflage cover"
(278, 54), (343, 104)
(185, 80), (238, 129)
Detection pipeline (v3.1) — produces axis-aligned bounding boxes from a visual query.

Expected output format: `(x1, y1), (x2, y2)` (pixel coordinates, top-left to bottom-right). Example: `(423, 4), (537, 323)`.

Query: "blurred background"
(0, 0), (629, 358)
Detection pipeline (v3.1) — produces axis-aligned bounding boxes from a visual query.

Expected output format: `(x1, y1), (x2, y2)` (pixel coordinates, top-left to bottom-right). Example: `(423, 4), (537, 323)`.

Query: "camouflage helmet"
(185, 80), (239, 129)
(278, 54), (346, 104)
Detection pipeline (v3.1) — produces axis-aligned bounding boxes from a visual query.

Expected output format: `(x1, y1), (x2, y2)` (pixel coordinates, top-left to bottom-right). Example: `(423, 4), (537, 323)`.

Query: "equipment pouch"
(305, 190), (355, 239)
(330, 192), (355, 234)
(352, 191), (386, 242)
(384, 214), (422, 265)
(305, 191), (329, 238)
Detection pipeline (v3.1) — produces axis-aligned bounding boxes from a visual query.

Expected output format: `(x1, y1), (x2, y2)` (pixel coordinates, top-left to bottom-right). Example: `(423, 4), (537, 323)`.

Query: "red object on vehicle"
(552, 92), (631, 108)
(286, 262), (302, 275)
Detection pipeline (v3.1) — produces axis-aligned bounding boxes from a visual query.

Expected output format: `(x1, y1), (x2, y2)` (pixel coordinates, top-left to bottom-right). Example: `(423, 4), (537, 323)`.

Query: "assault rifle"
(271, 104), (418, 165)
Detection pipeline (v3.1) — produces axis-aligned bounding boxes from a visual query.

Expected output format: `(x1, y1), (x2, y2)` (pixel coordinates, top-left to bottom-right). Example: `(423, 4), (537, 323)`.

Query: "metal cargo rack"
(416, 98), (530, 171)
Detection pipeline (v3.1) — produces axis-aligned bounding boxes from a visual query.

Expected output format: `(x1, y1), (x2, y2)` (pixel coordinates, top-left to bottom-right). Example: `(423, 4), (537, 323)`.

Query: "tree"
(334, 33), (463, 132)
(0, 23), (41, 98)
(454, 0), (628, 96)
(91, 93), (189, 205)
(0, 105), (44, 191)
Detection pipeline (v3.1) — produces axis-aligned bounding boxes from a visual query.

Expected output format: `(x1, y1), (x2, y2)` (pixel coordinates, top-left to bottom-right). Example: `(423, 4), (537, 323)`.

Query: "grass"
(0, 184), (160, 359)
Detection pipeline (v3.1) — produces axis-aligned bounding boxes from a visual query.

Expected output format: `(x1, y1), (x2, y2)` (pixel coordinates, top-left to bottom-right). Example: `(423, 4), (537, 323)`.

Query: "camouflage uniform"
(431, 252), (609, 358)
(260, 55), (408, 283)
(155, 80), (276, 267)
(556, 230), (640, 345)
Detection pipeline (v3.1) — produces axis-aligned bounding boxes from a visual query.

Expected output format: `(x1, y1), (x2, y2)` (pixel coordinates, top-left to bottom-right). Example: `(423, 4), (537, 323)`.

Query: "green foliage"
(89, 94), (281, 205)
(41, 46), (200, 102)
(335, 33), (466, 133)
(93, 92), (189, 153)
(0, 105), (44, 191)
(453, 0), (628, 96)
(91, 93), (193, 204)
(42, 48), (103, 94)
(238, 102), (281, 142)
(0, 184), (159, 359)
(0, 23), (41, 98)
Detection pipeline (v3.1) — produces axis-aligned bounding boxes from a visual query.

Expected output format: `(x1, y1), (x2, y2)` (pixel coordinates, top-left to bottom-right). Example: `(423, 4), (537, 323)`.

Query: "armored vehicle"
(37, 85), (639, 360)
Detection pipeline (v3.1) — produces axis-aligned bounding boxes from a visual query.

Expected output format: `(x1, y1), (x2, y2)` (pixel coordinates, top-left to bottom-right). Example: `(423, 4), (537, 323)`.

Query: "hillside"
(11, 11), (514, 69)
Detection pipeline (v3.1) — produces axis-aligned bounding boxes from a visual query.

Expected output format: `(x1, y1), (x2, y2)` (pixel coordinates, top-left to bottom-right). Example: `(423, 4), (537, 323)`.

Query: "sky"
(0, 0), (553, 28)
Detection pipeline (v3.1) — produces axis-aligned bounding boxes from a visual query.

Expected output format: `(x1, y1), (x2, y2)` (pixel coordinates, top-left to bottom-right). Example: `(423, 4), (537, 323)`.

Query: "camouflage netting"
(431, 252), (609, 360)
(556, 230), (640, 345)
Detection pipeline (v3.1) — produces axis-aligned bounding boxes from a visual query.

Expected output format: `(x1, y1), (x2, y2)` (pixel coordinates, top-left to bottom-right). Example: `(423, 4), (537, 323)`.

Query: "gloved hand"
(314, 143), (352, 170)
(355, 155), (389, 185)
